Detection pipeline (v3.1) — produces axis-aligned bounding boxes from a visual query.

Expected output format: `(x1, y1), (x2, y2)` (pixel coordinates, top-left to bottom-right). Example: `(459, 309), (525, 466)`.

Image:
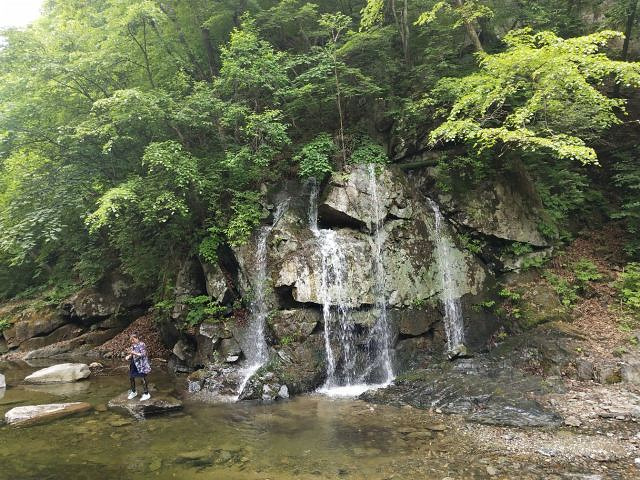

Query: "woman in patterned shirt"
(126, 333), (152, 401)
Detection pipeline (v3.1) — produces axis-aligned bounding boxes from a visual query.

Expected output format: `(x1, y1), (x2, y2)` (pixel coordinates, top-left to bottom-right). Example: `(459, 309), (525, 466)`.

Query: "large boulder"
(61, 273), (146, 324)
(172, 258), (207, 321)
(271, 165), (489, 310)
(2, 308), (67, 349)
(107, 391), (183, 420)
(201, 261), (232, 304)
(24, 363), (91, 384)
(414, 162), (551, 247)
(239, 334), (327, 400)
(4, 402), (92, 426)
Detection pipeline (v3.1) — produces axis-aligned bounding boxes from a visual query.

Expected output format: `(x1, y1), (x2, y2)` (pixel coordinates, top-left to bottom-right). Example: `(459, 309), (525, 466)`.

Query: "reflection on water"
(0, 360), (593, 480)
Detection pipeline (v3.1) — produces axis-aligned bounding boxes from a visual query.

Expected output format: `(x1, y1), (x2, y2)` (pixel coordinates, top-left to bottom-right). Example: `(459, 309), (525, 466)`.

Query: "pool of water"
(0, 359), (610, 479)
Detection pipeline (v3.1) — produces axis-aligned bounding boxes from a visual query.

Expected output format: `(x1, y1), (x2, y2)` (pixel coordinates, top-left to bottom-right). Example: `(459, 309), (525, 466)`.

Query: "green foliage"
(498, 287), (522, 302)
(0, 317), (11, 332)
(617, 262), (640, 310)
(543, 271), (579, 307)
(2, 0), (640, 302)
(430, 29), (640, 164)
(572, 259), (603, 287)
(459, 233), (484, 254)
(184, 295), (227, 328)
(225, 192), (264, 247)
(280, 335), (295, 346)
(349, 138), (388, 166)
(507, 242), (534, 257)
(296, 133), (336, 179)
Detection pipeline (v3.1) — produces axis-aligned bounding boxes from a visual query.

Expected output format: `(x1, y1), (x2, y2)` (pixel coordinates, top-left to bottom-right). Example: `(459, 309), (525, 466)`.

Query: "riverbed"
(0, 359), (636, 479)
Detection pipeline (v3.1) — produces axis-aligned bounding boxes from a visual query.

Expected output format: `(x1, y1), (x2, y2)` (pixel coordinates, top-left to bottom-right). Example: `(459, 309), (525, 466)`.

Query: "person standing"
(126, 333), (151, 401)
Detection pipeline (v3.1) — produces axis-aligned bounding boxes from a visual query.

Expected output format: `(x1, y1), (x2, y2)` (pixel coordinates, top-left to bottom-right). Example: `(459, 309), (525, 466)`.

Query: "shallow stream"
(0, 359), (628, 479)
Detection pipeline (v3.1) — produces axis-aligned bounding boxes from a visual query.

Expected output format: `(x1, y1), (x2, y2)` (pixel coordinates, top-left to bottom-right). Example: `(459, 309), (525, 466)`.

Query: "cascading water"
(427, 198), (466, 353)
(235, 199), (290, 398)
(309, 170), (394, 397)
(360, 163), (394, 384)
(309, 179), (358, 390)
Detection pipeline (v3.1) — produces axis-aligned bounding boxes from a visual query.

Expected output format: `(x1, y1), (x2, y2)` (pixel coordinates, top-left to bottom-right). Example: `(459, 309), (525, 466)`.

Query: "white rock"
(24, 363), (90, 384)
(4, 402), (92, 425)
(0, 373), (5, 389)
(278, 385), (289, 399)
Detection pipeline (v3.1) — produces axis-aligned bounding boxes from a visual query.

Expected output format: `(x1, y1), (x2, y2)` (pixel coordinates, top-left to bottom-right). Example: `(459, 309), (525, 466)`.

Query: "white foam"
(316, 382), (391, 398)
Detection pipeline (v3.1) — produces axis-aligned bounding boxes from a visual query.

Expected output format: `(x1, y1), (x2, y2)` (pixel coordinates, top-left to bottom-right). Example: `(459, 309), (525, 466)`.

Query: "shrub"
(617, 262), (640, 310)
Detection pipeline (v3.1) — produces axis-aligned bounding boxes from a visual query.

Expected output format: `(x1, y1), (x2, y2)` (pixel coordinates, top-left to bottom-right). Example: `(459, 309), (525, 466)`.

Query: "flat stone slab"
(4, 402), (92, 426)
(24, 363), (90, 384)
(107, 392), (183, 420)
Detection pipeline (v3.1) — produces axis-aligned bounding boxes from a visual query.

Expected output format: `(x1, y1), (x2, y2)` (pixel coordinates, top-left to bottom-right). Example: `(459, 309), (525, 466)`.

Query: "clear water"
(0, 360), (610, 479)
(427, 199), (466, 352)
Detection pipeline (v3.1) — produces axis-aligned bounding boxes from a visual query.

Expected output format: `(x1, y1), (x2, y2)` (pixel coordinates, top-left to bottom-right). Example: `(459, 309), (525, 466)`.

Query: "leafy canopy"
(430, 29), (640, 164)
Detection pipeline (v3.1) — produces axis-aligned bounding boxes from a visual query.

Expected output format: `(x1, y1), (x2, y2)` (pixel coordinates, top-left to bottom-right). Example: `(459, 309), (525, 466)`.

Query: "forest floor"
(467, 224), (640, 478)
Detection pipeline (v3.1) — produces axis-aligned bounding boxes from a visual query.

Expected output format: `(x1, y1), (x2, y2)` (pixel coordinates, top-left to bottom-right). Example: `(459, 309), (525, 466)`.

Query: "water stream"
(236, 199), (290, 397)
(427, 199), (466, 352)
(309, 180), (358, 392)
(0, 360), (550, 480)
(309, 171), (394, 397)
(358, 164), (394, 385)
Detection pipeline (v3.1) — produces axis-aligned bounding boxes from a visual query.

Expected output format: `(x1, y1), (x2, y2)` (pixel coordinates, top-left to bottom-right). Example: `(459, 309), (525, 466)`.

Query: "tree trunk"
(201, 27), (218, 78)
(390, 0), (411, 64)
(453, 0), (484, 52)
(623, 0), (639, 61)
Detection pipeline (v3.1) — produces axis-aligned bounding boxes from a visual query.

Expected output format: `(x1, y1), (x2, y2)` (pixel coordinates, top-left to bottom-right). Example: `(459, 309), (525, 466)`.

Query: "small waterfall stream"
(427, 199), (466, 352)
(235, 199), (290, 398)
(309, 180), (358, 389)
(309, 170), (394, 397)
(363, 163), (394, 384)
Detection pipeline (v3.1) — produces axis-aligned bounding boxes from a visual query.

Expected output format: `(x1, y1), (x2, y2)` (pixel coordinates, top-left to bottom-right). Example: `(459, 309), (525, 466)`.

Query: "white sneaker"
(127, 390), (137, 400)
(140, 393), (151, 402)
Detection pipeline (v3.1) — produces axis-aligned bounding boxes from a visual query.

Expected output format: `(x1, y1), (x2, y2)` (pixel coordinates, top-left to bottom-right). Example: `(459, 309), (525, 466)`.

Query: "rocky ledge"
(107, 391), (183, 420)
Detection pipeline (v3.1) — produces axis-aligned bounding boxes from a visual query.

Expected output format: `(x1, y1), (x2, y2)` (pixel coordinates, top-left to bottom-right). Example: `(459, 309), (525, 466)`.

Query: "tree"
(429, 29), (640, 164)
(415, 0), (492, 52)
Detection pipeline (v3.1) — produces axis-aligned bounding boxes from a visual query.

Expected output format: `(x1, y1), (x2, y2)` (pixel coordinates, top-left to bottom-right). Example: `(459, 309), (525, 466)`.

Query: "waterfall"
(236, 199), (290, 397)
(309, 179), (358, 388)
(362, 163), (394, 384)
(309, 170), (394, 397)
(427, 198), (466, 353)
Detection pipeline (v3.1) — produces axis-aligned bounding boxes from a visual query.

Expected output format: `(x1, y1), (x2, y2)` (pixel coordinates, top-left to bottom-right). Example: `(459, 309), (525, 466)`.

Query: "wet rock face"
(270, 165), (491, 312)
(363, 351), (564, 428)
(238, 334), (327, 400)
(413, 163), (550, 247)
(61, 273), (146, 324)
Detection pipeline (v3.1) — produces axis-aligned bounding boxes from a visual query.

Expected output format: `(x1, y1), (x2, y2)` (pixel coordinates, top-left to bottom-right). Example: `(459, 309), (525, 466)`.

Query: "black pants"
(130, 376), (149, 394)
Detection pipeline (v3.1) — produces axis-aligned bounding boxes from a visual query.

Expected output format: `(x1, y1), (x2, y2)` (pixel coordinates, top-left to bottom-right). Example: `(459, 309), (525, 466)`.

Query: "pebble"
(565, 416), (582, 427)
(486, 466), (498, 476)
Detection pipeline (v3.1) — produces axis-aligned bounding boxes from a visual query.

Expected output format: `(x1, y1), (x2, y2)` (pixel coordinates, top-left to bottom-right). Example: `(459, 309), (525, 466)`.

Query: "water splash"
(236, 198), (290, 398)
(427, 198), (466, 352)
